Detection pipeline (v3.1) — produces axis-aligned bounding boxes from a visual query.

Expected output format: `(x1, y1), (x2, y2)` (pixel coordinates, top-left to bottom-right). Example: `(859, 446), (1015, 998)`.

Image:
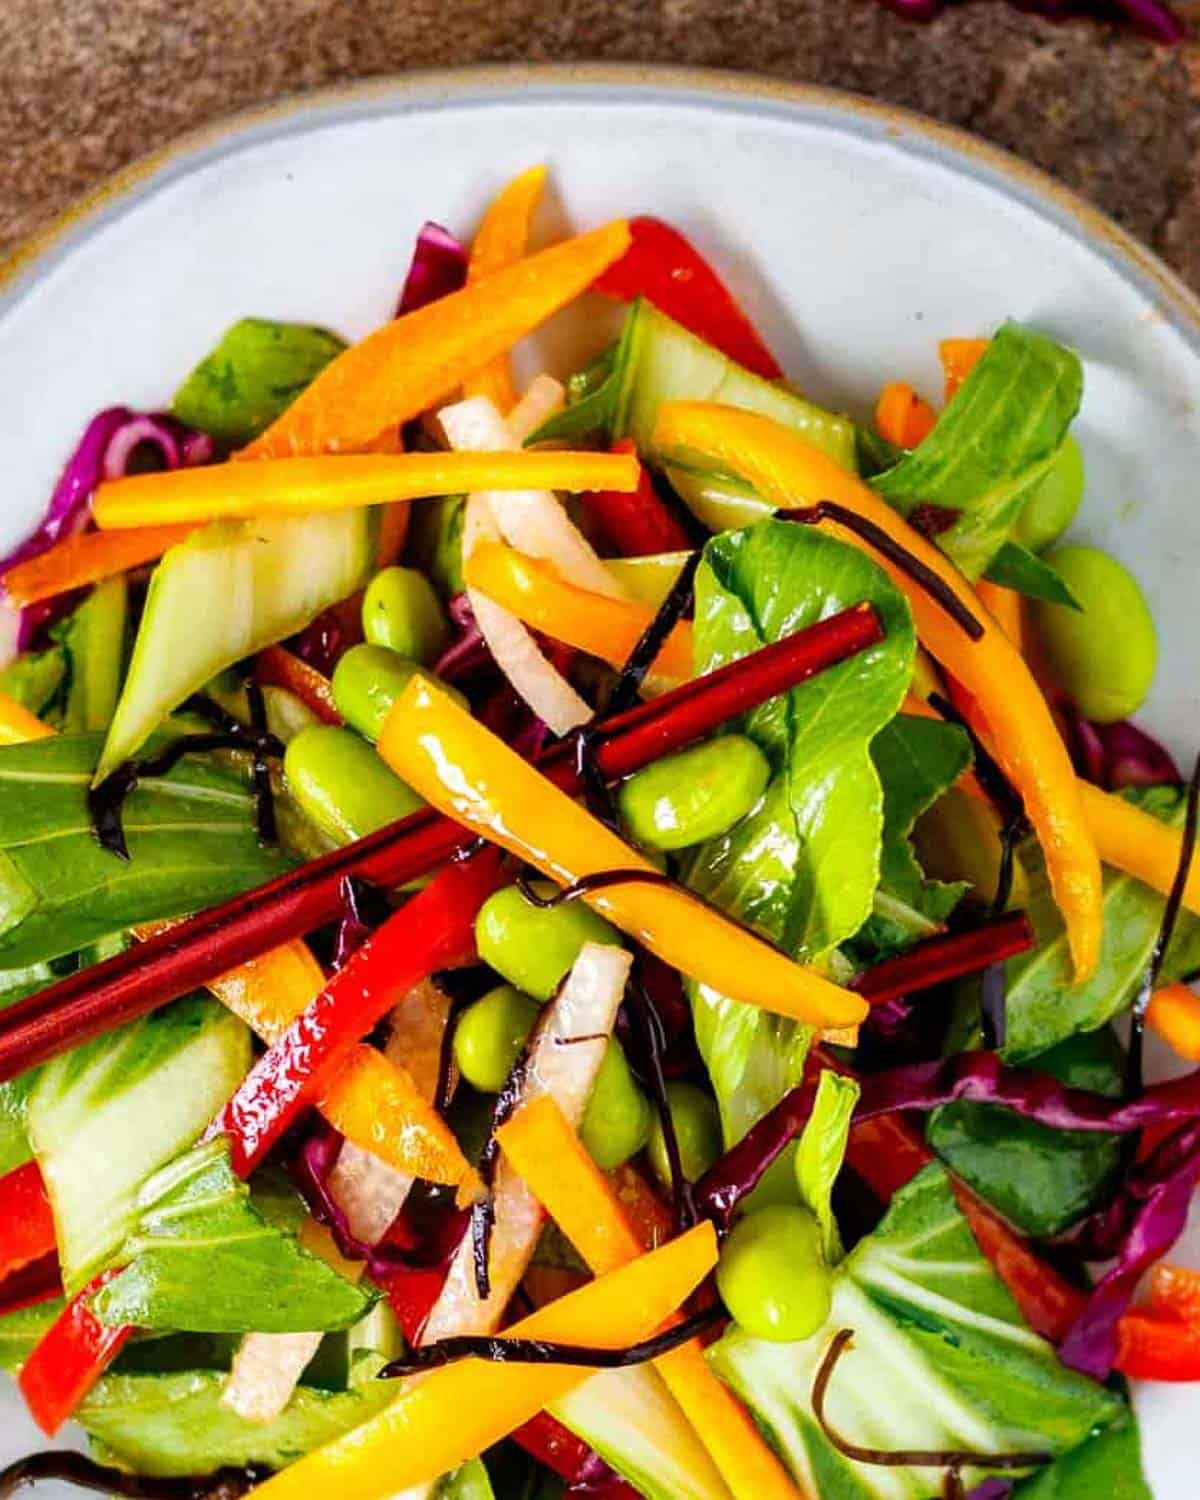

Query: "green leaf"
(709, 1165), (1124, 1500)
(0, 731), (295, 967)
(0, 1296), (65, 1373)
(94, 1138), (372, 1334)
(440, 1460), (497, 1499)
(984, 541), (1083, 609)
(0, 646), (67, 719)
(54, 575), (129, 733)
(172, 318), (347, 448)
(928, 1027), (1126, 1236)
(874, 323), (1083, 579)
(1013, 1415), (1151, 1500)
(795, 1070), (860, 1263)
(1004, 785), (1200, 1060)
(408, 494), (467, 598)
(684, 521), (913, 1147)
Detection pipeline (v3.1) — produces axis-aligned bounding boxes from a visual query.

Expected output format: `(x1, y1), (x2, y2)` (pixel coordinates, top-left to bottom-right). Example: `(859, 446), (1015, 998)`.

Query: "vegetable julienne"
(0, 182), (1193, 1500)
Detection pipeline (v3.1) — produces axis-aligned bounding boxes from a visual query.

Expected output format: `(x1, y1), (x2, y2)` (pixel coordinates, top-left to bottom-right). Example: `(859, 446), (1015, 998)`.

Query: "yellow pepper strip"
(499, 1095), (808, 1500)
(653, 402), (1102, 981)
(241, 220), (631, 459)
(205, 939), (327, 1044)
(463, 165), (548, 413)
(1077, 780), (1200, 916)
(1145, 982), (1200, 1062)
(252, 1221), (718, 1500)
(93, 449), (639, 529)
(975, 578), (1024, 652)
(379, 676), (866, 1031)
(464, 539), (694, 684)
(0, 690), (56, 746)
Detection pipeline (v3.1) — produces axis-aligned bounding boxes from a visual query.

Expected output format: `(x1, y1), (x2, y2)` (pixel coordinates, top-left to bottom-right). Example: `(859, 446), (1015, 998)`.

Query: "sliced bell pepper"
(875, 381), (936, 449)
(379, 676), (866, 1032)
(241, 220), (631, 459)
(92, 448), (640, 529)
(593, 216), (781, 380)
(975, 578), (1024, 651)
(498, 1094), (807, 1500)
(512, 1411), (638, 1498)
(1116, 1310), (1200, 1382)
(0, 1162), (57, 1281)
(1152, 1262), (1200, 1322)
(256, 644), (343, 725)
(463, 165), (548, 413)
(0, 690), (56, 746)
(210, 849), (503, 1177)
(251, 1221), (718, 1500)
(1146, 983), (1200, 1062)
(463, 539), (694, 684)
(1077, 780), (1200, 915)
(653, 401), (1102, 981)
(939, 337), (990, 403)
(1, 524), (199, 607)
(581, 439), (694, 558)
(18, 1268), (133, 1435)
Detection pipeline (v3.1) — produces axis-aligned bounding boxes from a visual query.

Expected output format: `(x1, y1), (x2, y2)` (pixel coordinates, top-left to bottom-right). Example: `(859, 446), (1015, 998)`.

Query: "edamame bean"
(580, 1040), (653, 1170)
(647, 1082), (722, 1186)
(1032, 545), (1157, 724)
(453, 984), (539, 1093)
(475, 883), (622, 1002)
(716, 1204), (832, 1342)
(1014, 437), (1085, 553)
(617, 735), (769, 852)
(332, 644), (464, 742)
(362, 566), (449, 663)
(284, 725), (424, 846)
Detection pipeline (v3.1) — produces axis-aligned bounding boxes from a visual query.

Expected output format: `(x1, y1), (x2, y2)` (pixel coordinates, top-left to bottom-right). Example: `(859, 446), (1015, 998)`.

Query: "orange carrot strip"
(0, 691), (56, 747)
(2, 525), (199, 607)
(939, 337), (990, 403)
(499, 1095), (807, 1500)
(975, 578), (1024, 652)
(93, 450), (638, 529)
(1146, 983), (1200, 1063)
(1077, 780), (1200, 917)
(875, 381), (936, 448)
(463, 166), (548, 413)
(241, 220), (630, 459)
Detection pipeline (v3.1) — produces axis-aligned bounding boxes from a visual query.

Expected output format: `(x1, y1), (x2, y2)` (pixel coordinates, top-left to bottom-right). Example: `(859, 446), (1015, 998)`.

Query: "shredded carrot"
(499, 1095), (808, 1500)
(376, 501), (411, 568)
(975, 578), (1024, 652)
(875, 381), (937, 448)
(939, 337), (990, 403)
(0, 691), (56, 747)
(2, 525), (198, 606)
(464, 539), (693, 685)
(1146, 983), (1200, 1062)
(463, 166), (548, 414)
(240, 220), (630, 459)
(1077, 780), (1200, 918)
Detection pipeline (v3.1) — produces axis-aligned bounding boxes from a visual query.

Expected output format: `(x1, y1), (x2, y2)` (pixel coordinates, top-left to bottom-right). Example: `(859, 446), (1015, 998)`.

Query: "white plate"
(0, 63), (1197, 1499)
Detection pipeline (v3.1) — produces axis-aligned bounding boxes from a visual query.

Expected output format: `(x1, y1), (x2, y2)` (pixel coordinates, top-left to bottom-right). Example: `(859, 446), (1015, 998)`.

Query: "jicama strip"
(1, 524), (198, 606)
(506, 373), (566, 443)
(378, 676), (866, 1031)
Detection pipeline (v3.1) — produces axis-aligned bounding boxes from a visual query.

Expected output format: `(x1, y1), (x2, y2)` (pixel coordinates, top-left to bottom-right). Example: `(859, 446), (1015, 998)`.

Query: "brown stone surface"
(1, 0), (1199, 288)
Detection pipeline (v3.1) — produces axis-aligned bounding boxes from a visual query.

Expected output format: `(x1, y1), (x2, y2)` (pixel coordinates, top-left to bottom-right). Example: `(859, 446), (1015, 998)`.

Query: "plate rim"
(2, 59), (1200, 353)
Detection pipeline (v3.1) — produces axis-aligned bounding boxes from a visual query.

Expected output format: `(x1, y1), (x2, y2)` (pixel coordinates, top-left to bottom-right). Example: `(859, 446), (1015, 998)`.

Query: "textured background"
(2, 0), (1200, 288)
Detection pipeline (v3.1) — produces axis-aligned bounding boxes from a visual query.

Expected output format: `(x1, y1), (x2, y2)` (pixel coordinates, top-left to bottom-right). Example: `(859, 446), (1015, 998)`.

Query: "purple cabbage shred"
(1065, 707), (1181, 791)
(396, 222), (469, 316)
(433, 594), (491, 682)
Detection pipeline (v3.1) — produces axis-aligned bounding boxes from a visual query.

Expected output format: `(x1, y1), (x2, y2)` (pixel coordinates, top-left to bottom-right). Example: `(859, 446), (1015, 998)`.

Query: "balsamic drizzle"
(783, 503), (984, 642)
(380, 1304), (722, 1377)
(626, 976), (695, 1230)
(811, 1329), (1050, 1497)
(470, 1033), (537, 1299)
(514, 868), (679, 908)
(605, 549), (702, 718)
(1126, 751), (1200, 1096)
(244, 677), (277, 846)
(0, 1453), (266, 1498)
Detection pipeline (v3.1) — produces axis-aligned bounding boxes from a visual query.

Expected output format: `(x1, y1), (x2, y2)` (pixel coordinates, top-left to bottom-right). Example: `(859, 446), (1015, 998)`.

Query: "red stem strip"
(852, 911), (1034, 1007)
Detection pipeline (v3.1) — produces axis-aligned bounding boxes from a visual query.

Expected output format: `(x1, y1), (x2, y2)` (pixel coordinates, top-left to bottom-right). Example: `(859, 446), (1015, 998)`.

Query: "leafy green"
(709, 1165), (1123, 1500)
(0, 731), (295, 967)
(795, 1070), (860, 1263)
(984, 541), (1082, 610)
(1013, 1415), (1151, 1500)
(684, 521), (913, 1147)
(172, 317), (347, 448)
(0, 1296), (65, 1372)
(874, 324), (1083, 580)
(408, 494), (467, 597)
(0, 645), (67, 719)
(54, 575), (129, 733)
(28, 994), (251, 1293)
(1004, 785), (1200, 1060)
(94, 1137), (371, 1334)
(441, 1460), (497, 1499)
(928, 1027), (1126, 1236)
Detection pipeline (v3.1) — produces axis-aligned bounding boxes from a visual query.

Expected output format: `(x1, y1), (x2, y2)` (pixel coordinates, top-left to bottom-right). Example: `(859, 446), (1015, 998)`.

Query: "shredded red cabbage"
(396, 222), (469, 317)
(877, 0), (1184, 42)
(1065, 707), (1181, 791)
(433, 594), (491, 682)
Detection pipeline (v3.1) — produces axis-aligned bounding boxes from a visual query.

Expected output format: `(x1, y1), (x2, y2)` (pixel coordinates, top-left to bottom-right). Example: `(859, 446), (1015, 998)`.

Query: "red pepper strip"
(581, 439), (693, 557)
(0, 604), (882, 1086)
(593, 216), (782, 379)
(0, 1252), (62, 1316)
(1115, 1312), (1200, 1382)
(257, 645), (343, 725)
(1153, 1262), (1200, 1322)
(18, 1269), (133, 1435)
(0, 1162), (57, 1280)
(211, 849), (503, 1177)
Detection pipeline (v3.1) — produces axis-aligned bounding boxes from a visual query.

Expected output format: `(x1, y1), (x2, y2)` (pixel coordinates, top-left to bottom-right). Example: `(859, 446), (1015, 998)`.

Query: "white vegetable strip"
(328, 1140), (414, 1245)
(222, 1331), (325, 1425)
(507, 374), (566, 444)
(419, 942), (632, 1343)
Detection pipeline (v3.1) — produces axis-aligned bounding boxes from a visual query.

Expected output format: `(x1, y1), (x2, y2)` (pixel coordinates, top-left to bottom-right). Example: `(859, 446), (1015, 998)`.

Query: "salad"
(0, 166), (1195, 1500)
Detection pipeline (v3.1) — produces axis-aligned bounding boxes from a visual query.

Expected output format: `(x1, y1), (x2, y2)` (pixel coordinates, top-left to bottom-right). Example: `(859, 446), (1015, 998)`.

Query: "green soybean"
(1014, 436), (1085, 553)
(647, 1082), (722, 1186)
(580, 1041), (653, 1170)
(332, 644), (464, 742)
(453, 985), (539, 1093)
(284, 726), (424, 846)
(1032, 545), (1157, 723)
(617, 735), (769, 852)
(716, 1204), (832, 1343)
(475, 883), (622, 1002)
(362, 566), (449, 663)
